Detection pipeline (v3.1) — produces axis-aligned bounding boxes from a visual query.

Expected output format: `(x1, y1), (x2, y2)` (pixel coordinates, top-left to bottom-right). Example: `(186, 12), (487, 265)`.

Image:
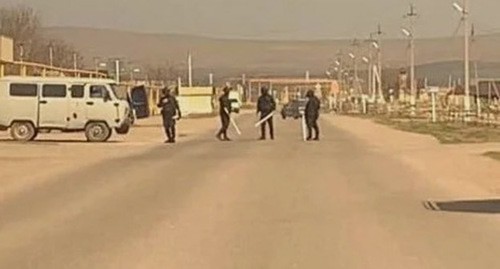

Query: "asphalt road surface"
(1, 114), (500, 269)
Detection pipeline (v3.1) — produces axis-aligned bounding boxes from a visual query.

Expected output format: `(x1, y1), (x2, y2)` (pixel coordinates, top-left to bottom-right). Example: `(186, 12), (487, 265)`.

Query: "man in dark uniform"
(257, 87), (277, 140)
(157, 87), (181, 143)
(216, 87), (232, 141)
(305, 90), (321, 141)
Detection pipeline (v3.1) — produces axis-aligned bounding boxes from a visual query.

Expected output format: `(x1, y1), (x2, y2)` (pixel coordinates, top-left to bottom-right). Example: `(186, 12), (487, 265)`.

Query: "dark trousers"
(260, 113), (274, 139)
(217, 114), (230, 139)
(306, 116), (319, 139)
(163, 115), (176, 141)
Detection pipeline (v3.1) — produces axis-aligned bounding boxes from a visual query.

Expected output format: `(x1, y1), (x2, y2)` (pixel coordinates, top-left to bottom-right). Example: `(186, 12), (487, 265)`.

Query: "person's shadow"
(423, 199), (500, 214)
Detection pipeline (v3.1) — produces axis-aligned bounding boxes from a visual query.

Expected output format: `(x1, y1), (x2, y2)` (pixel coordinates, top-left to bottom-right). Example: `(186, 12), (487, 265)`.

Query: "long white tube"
(255, 112), (275, 127)
(224, 108), (242, 135)
(301, 113), (307, 141)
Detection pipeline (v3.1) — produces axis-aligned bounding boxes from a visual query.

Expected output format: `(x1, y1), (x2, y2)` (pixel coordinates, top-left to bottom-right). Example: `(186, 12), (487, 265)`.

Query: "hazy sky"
(2, 0), (500, 40)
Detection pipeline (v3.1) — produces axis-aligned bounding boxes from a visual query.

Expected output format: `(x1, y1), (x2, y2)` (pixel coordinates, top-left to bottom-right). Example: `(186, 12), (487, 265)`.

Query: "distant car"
(281, 99), (307, 119)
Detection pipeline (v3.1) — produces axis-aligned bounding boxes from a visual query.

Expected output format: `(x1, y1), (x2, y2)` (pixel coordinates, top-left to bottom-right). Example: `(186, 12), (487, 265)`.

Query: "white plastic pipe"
(255, 112), (275, 127)
(224, 108), (242, 135)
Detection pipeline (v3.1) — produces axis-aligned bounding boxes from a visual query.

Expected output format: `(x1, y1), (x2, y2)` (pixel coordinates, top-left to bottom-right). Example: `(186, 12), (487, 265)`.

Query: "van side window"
(42, 85), (67, 98)
(90, 85), (106, 99)
(10, 84), (37, 97)
(70, 85), (84, 98)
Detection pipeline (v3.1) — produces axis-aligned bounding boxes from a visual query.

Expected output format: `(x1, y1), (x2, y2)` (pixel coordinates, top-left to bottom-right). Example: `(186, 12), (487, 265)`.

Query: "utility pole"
(209, 73), (214, 86)
(19, 43), (24, 62)
(365, 35), (377, 98)
(464, 0), (471, 118)
(351, 39), (361, 95)
(73, 53), (78, 70)
(188, 52), (193, 87)
(453, 0), (471, 117)
(374, 24), (383, 103)
(471, 23), (481, 117)
(405, 4), (417, 116)
(49, 45), (54, 67)
(114, 60), (120, 83)
(335, 51), (344, 94)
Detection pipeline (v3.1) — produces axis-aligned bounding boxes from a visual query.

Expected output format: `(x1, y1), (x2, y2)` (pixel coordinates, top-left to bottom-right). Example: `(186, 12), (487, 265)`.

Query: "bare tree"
(31, 39), (83, 69)
(0, 5), (41, 61)
(144, 61), (182, 83)
(0, 4), (84, 69)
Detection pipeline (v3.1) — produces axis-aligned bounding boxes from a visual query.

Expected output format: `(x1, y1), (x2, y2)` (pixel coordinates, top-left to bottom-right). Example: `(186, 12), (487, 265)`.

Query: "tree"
(32, 39), (83, 69)
(0, 4), (83, 69)
(0, 5), (41, 61)
(144, 61), (182, 83)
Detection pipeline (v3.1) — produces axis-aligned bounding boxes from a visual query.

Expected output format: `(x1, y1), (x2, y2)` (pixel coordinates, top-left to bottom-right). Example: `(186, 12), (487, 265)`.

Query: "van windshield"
(109, 84), (125, 100)
(110, 84), (130, 100)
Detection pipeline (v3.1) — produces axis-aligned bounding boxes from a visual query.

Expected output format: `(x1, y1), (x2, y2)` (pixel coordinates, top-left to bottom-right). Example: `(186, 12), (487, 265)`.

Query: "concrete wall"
(178, 87), (214, 115)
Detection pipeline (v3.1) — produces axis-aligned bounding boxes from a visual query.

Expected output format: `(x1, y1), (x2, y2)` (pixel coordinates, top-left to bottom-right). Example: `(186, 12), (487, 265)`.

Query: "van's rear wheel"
(10, 122), (37, 142)
(85, 122), (112, 142)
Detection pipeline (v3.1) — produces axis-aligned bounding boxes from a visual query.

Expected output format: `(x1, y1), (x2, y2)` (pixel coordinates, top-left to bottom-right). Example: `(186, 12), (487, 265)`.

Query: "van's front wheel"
(10, 122), (37, 142)
(85, 122), (112, 142)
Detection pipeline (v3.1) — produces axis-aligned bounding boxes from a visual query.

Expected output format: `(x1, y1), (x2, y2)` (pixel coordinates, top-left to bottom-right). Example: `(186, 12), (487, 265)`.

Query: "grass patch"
(371, 116), (500, 144)
(484, 152), (500, 161)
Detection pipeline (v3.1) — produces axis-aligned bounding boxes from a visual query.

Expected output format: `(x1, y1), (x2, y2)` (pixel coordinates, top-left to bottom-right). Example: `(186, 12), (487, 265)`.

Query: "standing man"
(157, 87), (181, 143)
(216, 87), (232, 141)
(305, 90), (321, 141)
(257, 87), (277, 140)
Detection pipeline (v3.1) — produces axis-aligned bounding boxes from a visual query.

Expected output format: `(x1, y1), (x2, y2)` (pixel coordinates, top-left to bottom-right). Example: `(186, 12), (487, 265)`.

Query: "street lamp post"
(454, 1), (471, 119)
(404, 4), (418, 117)
(348, 53), (358, 95)
(402, 27), (416, 116)
(362, 56), (371, 97)
(372, 41), (382, 102)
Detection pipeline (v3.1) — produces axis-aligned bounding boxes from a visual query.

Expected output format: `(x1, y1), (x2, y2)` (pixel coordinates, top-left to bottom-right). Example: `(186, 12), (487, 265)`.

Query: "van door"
(67, 84), (87, 129)
(130, 86), (150, 119)
(39, 84), (68, 129)
(85, 84), (117, 127)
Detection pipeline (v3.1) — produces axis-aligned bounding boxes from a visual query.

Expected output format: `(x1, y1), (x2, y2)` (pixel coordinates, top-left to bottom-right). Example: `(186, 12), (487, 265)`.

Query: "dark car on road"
(281, 99), (307, 119)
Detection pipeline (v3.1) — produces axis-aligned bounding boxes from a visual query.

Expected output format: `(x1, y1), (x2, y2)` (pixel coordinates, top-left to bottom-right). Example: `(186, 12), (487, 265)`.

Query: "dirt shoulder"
(326, 115), (500, 197)
(0, 116), (220, 201)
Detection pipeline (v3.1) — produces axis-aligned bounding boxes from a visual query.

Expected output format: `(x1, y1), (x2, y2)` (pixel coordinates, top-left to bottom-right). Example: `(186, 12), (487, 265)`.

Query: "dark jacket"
(257, 94), (277, 115)
(219, 94), (232, 116)
(158, 95), (181, 118)
(305, 96), (321, 119)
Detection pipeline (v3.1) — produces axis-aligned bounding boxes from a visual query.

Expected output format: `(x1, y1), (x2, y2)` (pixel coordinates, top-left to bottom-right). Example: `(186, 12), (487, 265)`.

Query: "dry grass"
(372, 117), (500, 144)
(483, 152), (500, 161)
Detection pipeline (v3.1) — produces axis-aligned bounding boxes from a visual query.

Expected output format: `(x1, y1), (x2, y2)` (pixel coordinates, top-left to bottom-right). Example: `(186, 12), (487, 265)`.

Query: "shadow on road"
(423, 199), (500, 214)
(0, 138), (122, 144)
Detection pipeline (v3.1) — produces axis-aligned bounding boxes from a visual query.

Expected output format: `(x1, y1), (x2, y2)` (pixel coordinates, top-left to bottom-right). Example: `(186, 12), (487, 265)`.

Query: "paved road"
(1, 114), (500, 268)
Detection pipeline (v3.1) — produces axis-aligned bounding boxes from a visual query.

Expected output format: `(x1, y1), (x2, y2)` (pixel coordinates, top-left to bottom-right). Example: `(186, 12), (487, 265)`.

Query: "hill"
(42, 27), (500, 81)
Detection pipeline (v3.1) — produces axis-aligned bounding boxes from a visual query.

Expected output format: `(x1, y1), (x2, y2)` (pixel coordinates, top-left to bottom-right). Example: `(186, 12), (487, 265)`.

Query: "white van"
(0, 76), (131, 142)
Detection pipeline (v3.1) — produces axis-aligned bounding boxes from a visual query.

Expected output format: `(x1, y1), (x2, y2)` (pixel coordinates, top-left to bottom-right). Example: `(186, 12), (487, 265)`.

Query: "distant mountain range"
(42, 27), (500, 83)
